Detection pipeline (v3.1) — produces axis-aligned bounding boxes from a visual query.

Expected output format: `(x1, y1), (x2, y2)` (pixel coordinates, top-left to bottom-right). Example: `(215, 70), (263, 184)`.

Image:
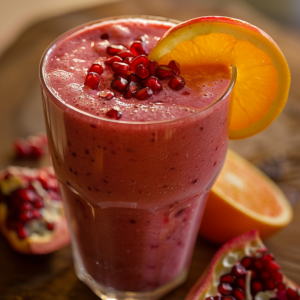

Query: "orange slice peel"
(148, 16), (291, 139)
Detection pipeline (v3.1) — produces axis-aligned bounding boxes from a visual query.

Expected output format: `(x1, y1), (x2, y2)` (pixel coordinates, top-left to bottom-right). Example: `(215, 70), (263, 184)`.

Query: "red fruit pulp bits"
(85, 72), (101, 89)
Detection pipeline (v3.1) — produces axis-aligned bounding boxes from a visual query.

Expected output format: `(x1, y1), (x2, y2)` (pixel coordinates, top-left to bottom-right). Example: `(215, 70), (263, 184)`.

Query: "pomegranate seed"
(16, 189), (37, 202)
(260, 270), (271, 280)
(112, 62), (130, 77)
(231, 263), (246, 277)
(123, 57), (134, 64)
(19, 210), (33, 222)
(130, 55), (149, 70)
(155, 66), (175, 79)
(106, 109), (122, 120)
(111, 77), (128, 93)
(17, 227), (27, 239)
(31, 145), (44, 158)
(99, 89), (115, 100)
(264, 279), (275, 290)
(142, 76), (163, 93)
(241, 257), (253, 270)
(236, 277), (245, 290)
(135, 87), (153, 100)
(32, 209), (41, 219)
(270, 270), (283, 281)
(218, 283), (232, 295)
(254, 258), (264, 270)
(262, 253), (275, 263)
(276, 282), (286, 291)
(100, 33), (109, 39)
(107, 45), (127, 55)
(20, 202), (33, 211)
(220, 274), (235, 284)
(251, 281), (263, 294)
(168, 60), (181, 74)
(206, 297), (222, 300)
(135, 64), (149, 79)
(168, 75), (186, 90)
(33, 198), (44, 208)
(88, 63), (104, 75)
(118, 50), (134, 59)
(128, 73), (140, 83)
(266, 260), (280, 271)
(85, 72), (101, 89)
(124, 81), (140, 99)
(46, 222), (54, 231)
(14, 140), (32, 158)
(130, 41), (146, 56)
(251, 270), (258, 279)
(147, 60), (159, 76)
(105, 55), (122, 65)
(232, 288), (245, 300)
(286, 288), (300, 300)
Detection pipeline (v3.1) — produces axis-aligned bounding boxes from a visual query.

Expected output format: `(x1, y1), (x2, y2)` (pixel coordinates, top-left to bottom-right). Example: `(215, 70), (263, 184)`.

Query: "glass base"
(74, 262), (188, 300)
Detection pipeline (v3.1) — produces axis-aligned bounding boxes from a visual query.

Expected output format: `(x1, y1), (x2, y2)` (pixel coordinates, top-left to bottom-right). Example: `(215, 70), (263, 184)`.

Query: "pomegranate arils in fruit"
(143, 76), (163, 93)
(106, 109), (122, 120)
(130, 55), (149, 70)
(264, 279), (276, 290)
(286, 288), (300, 300)
(259, 270), (271, 280)
(270, 270), (283, 281)
(124, 81), (140, 99)
(85, 72), (101, 89)
(128, 73), (140, 83)
(241, 256), (253, 270)
(105, 55), (122, 65)
(251, 281), (263, 294)
(107, 45), (127, 55)
(147, 60), (159, 76)
(135, 87), (153, 100)
(235, 277), (245, 289)
(266, 260), (280, 271)
(111, 77), (128, 93)
(155, 66), (175, 79)
(17, 227), (27, 239)
(222, 296), (235, 300)
(88, 63), (104, 75)
(46, 222), (54, 231)
(231, 263), (246, 276)
(218, 283), (233, 295)
(220, 274), (235, 284)
(118, 50), (134, 59)
(130, 41), (146, 56)
(168, 60), (181, 74)
(135, 64), (149, 79)
(111, 62), (130, 77)
(276, 282), (286, 291)
(254, 258), (264, 270)
(168, 75), (186, 90)
(232, 288), (245, 300)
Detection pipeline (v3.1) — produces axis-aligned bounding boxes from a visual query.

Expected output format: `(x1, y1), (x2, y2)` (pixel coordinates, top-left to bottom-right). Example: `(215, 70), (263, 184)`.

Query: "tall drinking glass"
(39, 16), (236, 300)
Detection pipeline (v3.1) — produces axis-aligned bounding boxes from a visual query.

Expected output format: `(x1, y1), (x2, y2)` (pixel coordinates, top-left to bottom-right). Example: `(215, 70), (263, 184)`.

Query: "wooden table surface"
(0, 0), (300, 299)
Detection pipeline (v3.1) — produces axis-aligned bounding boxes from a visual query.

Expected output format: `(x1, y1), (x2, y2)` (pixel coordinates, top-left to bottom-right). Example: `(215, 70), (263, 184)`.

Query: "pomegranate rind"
(200, 149), (293, 244)
(185, 230), (299, 300)
(0, 167), (70, 254)
(185, 230), (266, 300)
(148, 16), (290, 139)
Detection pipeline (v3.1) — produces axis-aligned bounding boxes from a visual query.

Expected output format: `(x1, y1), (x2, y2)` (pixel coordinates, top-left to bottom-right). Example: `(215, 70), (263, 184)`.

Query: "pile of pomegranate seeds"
(205, 253), (300, 300)
(84, 36), (187, 120)
(14, 133), (48, 159)
(0, 167), (62, 239)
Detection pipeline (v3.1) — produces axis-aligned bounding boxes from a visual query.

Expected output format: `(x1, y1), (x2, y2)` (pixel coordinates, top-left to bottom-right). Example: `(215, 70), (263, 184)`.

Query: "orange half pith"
(148, 16), (291, 139)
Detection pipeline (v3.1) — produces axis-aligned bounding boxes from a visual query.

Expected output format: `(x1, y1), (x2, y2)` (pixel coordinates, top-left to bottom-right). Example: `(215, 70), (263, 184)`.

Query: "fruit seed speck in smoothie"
(40, 17), (234, 299)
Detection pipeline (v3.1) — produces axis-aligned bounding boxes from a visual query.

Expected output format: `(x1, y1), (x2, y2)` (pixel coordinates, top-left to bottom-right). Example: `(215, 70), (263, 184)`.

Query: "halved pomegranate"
(0, 166), (70, 254)
(185, 230), (299, 300)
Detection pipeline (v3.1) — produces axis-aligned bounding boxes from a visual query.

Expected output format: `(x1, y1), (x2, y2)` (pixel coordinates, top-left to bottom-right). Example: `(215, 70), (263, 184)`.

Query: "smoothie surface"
(44, 18), (231, 122)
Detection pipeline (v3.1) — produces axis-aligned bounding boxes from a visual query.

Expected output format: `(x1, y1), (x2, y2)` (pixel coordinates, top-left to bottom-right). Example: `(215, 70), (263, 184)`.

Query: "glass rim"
(39, 15), (237, 125)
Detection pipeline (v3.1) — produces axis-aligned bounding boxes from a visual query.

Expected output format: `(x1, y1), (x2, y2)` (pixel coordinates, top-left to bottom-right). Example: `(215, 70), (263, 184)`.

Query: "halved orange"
(199, 149), (293, 244)
(148, 16), (291, 139)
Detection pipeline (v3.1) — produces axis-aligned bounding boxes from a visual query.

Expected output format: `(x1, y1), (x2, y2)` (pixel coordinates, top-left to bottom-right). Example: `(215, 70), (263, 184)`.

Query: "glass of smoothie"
(39, 16), (236, 300)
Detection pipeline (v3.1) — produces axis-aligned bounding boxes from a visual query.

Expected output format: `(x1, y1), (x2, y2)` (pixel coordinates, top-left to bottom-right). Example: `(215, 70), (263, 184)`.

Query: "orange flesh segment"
(215, 152), (283, 217)
(159, 33), (278, 132)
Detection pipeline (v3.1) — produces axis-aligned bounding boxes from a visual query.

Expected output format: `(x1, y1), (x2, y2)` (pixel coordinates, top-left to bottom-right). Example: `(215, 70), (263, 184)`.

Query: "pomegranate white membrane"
(39, 16), (235, 300)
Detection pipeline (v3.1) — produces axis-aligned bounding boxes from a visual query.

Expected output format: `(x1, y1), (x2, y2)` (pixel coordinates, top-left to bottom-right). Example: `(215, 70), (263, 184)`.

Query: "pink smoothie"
(40, 17), (233, 296)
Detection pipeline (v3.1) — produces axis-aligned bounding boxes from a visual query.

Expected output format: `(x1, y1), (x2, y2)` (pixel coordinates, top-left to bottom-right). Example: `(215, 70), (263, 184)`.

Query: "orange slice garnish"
(148, 16), (291, 139)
